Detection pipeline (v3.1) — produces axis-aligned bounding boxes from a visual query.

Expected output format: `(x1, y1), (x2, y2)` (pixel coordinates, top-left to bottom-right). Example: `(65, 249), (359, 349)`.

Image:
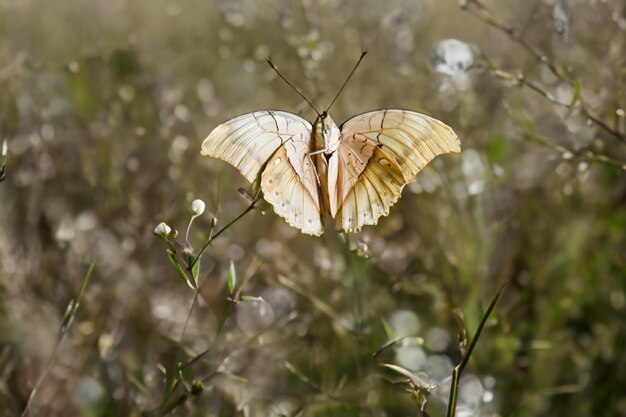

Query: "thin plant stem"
(446, 284), (505, 417)
(181, 298), (235, 369)
(154, 290), (200, 416)
(181, 291), (200, 343)
(175, 259), (261, 374)
(20, 344), (63, 417)
(21, 260), (97, 417)
(189, 196), (261, 270)
(184, 216), (197, 250)
(156, 197), (261, 415)
(154, 193), (261, 416)
(501, 89), (626, 168)
(161, 309), (300, 417)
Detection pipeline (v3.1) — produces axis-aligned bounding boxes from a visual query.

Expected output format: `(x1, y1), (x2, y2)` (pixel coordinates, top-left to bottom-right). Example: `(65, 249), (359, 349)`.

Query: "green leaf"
(160, 362), (182, 411)
(381, 317), (394, 339)
(445, 284), (506, 417)
(381, 364), (432, 390)
(191, 257), (201, 288)
(373, 335), (407, 359)
(167, 250), (195, 289)
(60, 259), (96, 337)
(240, 295), (265, 303)
(59, 300), (76, 337)
(284, 361), (315, 386)
(77, 260), (97, 302)
(228, 260), (236, 295)
(569, 79), (582, 109)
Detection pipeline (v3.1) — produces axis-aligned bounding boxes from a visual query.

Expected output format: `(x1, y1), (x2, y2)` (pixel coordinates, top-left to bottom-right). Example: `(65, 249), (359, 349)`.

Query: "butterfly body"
(312, 112), (341, 156)
(201, 109), (460, 236)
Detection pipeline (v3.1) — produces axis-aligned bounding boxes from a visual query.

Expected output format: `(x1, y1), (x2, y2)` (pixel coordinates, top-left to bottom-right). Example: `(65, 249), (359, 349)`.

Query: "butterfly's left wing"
(201, 110), (323, 235)
(331, 109), (460, 233)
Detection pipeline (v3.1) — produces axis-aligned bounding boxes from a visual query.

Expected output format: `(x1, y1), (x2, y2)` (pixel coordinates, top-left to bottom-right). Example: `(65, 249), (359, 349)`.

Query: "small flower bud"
(154, 222), (172, 238)
(1, 140), (7, 157)
(190, 199), (206, 216)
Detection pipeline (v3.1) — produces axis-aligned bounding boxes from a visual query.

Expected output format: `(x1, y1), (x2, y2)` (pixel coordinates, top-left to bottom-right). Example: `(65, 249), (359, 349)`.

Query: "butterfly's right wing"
(201, 110), (323, 236)
(332, 110), (460, 233)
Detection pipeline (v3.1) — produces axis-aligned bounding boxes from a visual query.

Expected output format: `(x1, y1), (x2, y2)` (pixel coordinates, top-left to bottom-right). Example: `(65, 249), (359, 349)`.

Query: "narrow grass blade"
(227, 260), (236, 295)
(167, 250), (195, 289)
(21, 260), (96, 417)
(446, 283), (506, 417)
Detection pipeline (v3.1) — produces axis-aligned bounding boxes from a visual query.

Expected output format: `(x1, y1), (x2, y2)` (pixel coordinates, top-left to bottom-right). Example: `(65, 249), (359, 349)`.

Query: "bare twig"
(523, 130), (626, 169)
(463, 0), (626, 142)
(464, 0), (567, 80)
(488, 66), (626, 143)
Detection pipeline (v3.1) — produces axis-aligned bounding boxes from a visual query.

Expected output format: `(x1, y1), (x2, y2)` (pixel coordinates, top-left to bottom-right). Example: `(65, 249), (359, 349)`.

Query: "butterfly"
(201, 54), (460, 236)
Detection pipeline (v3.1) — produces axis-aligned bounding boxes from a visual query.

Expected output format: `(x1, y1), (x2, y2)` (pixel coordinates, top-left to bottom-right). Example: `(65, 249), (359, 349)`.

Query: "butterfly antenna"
(325, 50), (367, 113)
(267, 57), (320, 116)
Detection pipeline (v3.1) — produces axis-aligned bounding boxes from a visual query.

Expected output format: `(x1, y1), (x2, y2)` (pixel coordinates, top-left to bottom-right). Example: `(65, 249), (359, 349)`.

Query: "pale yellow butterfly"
(201, 52), (460, 236)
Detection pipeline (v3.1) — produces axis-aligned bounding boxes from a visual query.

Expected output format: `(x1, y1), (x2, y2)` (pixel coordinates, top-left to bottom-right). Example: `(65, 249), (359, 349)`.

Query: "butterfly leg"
(307, 148), (330, 185)
(308, 148), (328, 156)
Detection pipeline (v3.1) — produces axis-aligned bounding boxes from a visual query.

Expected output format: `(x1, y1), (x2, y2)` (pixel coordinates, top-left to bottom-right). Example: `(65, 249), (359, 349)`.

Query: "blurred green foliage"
(1, 0), (625, 416)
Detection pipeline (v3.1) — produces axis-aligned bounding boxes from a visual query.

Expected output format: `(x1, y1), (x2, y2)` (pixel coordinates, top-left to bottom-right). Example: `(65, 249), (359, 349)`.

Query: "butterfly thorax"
(311, 113), (340, 219)
(313, 113), (340, 155)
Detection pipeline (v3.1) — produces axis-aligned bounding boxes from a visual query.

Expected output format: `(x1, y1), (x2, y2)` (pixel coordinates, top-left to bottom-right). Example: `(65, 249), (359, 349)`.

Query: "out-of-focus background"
(1, 0), (625, 416)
